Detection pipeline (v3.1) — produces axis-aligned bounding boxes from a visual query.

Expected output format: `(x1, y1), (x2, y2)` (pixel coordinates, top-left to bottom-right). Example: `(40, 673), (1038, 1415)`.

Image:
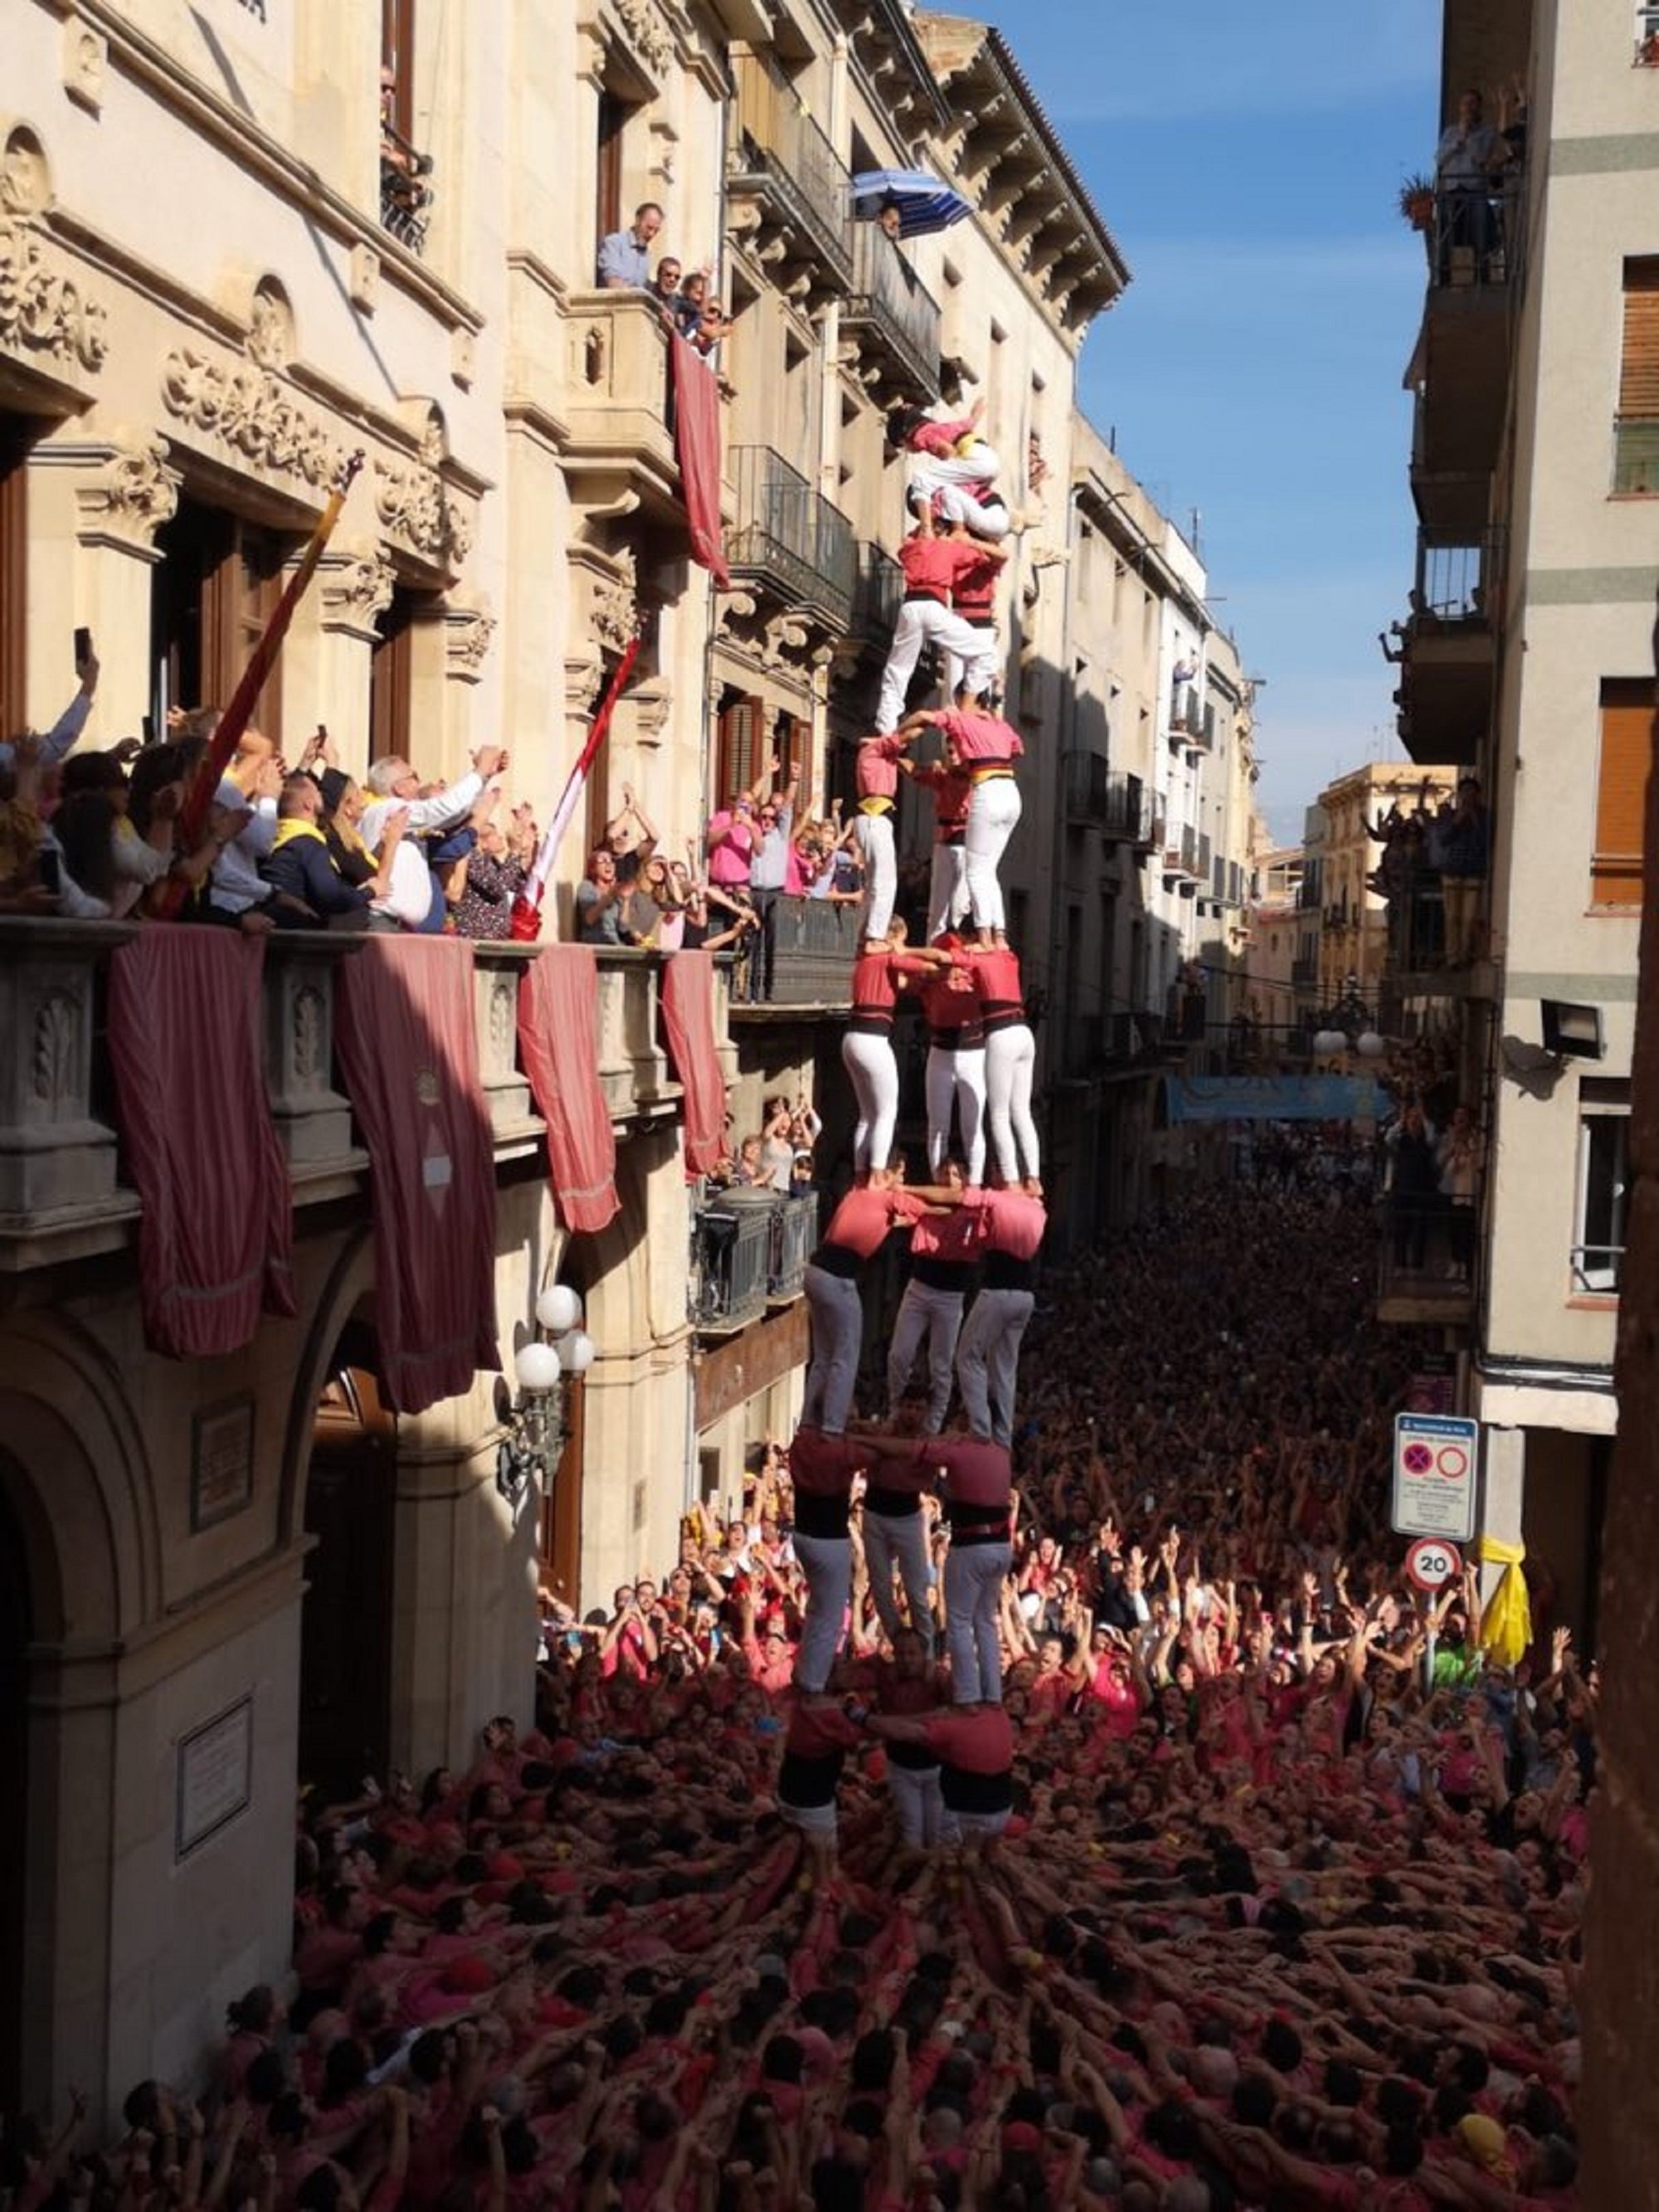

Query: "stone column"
(1477, 1423), (1525, 1608)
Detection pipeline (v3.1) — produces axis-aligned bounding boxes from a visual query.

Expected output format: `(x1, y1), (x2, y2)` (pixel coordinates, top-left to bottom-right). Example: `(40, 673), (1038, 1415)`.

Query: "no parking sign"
(1391, 1413), (1478, 1542)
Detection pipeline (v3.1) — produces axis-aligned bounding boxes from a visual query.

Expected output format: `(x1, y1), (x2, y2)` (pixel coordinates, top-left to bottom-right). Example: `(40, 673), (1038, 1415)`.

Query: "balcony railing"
(562, 290), (679, 500)
(1063, 756), (1152, 842)
(1423, 175), (1527, 295)
(0, 924), (704, 1260)
(1376, 1198), (1477, 1322)
(1408, 526), (1502, 626)
(1163, 826), (1199, 880)
(1170, 685), (1201, 737)
(844, 225), (941, 401)
(691, 1192), (775, 1333)
(728, 50), (854, 293)
(727, 446), (856, 629)
(379, 125), (434, 255)
(850, 540), (903, 650)
(769, 1191), (818, 1302)
(735, 894), (859, 1012)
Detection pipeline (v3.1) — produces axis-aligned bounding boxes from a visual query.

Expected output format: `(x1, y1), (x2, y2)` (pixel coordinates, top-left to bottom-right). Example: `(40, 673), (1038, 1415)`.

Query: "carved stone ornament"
(611, 0), (673, 76)
(161, 345), (343, 490)
(445, 607), (496, 678)
(375, 456), (470, 572)
(76, 435), (182, 543)
(32, 988), (80, 1107)
(567, 657), (606, 714)
(246, 280), (294, 370)
(319, 546), (397, 633)
(0, 217), (109, 375)
(591, 571), (637, 654)
(292, 985), (325, 1084)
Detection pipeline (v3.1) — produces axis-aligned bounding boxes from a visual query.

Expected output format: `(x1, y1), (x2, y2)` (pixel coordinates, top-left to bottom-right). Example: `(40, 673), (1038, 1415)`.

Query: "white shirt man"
(358, 746), (502, 928)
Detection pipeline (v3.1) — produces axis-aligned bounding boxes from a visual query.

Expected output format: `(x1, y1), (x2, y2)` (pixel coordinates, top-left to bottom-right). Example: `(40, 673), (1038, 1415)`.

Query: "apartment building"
(1382, 0), (1656, 1631)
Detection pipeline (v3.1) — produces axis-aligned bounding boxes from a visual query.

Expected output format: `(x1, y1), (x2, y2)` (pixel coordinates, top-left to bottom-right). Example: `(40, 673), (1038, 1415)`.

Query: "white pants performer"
(943, 1537), (1011, 1703)
(886, 1756), (945, 1849)
(956, 1284), (1034, 1449)
(792, 1528), (853, 1691)
(946, 621), (1000, 700)
(927, 840), (970, 943)
(925, 1043), (987, 1184)
(963, 775), (1022, 933)
(886, 1279), (966, 1433)
(876, 601), (998, 734)
(855, 810), (898, 941)
(910, 447), (1008, 540)
(802, 1264), (864, 1435)
(984, 1022), (1039, 1183)
(840, 1028), (900, 1174)
(862, 1503), (937, 1648)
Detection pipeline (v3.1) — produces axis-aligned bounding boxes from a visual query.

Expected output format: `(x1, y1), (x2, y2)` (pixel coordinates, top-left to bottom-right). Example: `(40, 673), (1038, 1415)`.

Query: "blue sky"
(950, 1), (1444, 842)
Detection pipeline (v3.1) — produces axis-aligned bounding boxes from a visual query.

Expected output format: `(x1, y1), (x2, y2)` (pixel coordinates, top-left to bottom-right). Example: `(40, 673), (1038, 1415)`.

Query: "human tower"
(779, 401), (1046, 1862)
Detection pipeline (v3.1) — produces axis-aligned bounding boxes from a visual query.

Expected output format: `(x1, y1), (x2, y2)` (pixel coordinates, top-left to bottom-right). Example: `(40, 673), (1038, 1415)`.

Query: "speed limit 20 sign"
(1405, 1537), (1462, 1592)
(1391, 1413), (1478, 1542)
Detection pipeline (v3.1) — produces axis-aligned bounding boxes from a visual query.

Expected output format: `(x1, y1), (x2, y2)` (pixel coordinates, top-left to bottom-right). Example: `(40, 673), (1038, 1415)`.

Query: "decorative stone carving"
(63, 23), (108, 114)
(416, 406), (448, 467)
(611, 0), (672, 77)
(319, 546), (397, 635)
(32, 989), (80, 1107)
(1, 129), (51, 217)
(0, 218), (108, 374)
(161, 345), (343, 490)
(246, 278), (294, 369)
(75, 435), (182, 548)
(349, 243), (381, 314)
(292, 986), (324, 1084)
(567, 658), (606, 714)
(450, 328), (475, 389)
(444, 607), (496, 680)
(372, 456), (469, 572)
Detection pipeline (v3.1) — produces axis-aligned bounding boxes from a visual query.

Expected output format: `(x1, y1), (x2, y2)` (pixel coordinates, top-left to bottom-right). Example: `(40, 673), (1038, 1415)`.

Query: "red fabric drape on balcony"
(517, 946), (619, 1234)
(107, 928), (294, 1358)
(659, 951), (727, 1178)
(670, 334), (730, 587)
(334, 938), (500, 1415)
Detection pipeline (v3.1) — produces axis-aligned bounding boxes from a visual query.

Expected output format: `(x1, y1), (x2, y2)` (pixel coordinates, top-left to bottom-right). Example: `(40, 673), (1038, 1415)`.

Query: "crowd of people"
(1, 1191), (1591, 2210)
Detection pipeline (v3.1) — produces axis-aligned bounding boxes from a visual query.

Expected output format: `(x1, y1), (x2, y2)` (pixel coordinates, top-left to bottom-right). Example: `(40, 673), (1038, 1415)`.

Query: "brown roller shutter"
(1618, 259), (1659, 417)
(1592, 681), (1655, 907)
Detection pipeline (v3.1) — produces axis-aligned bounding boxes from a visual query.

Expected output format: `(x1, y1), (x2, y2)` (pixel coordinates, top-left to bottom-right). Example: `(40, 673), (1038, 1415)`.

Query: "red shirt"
(864, 1440), (932, 1500)
(917, 968), (983, 1040)
(820, 1185), (927, 1260)
(850, 948), (937, 1016)
(965, 945), (1024, 1008)
(951, 548), (1003, 622)
(936, 707), (1024, 766)
(857, 732), (910, 801)
(922, 1703), (1014, 1772)
(908, 413), (976, 457)
(910, 1206), (985, 1265)
(963, 1187), (1046, 1258)
(898, 535), (982, 602)
(789, 1426), (871, 1498)
(930, 1436), (1012, 1514)
(910, 761), (974, 841)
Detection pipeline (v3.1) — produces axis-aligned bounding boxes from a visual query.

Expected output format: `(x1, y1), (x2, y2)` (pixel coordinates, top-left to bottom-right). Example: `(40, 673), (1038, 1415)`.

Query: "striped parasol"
(851, 168), (973, 239)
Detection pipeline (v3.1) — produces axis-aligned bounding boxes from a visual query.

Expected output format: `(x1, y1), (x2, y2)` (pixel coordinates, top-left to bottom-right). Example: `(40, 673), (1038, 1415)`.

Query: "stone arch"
(0, 1313), (161, 1644)
(275, 1225), (377, 1552)
(1, 124), (53, 217)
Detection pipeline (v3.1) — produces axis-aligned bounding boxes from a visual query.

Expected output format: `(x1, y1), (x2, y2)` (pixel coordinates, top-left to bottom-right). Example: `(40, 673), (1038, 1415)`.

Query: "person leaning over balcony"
(358, 746), (499, 933)
(1438, 775), (1489, 966)
(596, 200), (664, 289)
(602, 782), (658, 886)
(648, 253), (684, 328)
(901, 698), (1024, 951)
(874, 508), (1005, 735)
(576, 845), (641, 947)
(260, 773), (409, 928)
(1437, 1105), (1485, 1284)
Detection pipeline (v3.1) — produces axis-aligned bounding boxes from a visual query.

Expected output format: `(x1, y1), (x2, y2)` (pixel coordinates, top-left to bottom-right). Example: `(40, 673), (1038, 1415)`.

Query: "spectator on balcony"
(1439, 776), (1490, 965)
(875, 509), (1004, 735)
(1438, 1106), (1485, 1283)
(705, 783), (761, 894)
(0, 734), (51, 909)
(601, 782), (658, 887)
(745, 766), (799, 1001)
(596, 200), (664, 289)
(454, 798), (535, 942)
(649, 255), (684, 327)
(314, 767), (378, 893)
(682, 877), (758, 955)
(260, 774), (408, 928)
(168, 712), (284, 928)
(359, 746), (499, 933)
(1435, 89), (1506, 279)
(1386, 1101), (1440, 1273)
(576, 845), (641, 948)
(673, 266), (711, 335)
(0, 649), (102, 778)
(689, 298), (727, 363)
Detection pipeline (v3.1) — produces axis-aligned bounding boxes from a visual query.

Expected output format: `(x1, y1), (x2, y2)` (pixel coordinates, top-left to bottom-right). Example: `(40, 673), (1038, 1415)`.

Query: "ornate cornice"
(160, 343), (343, 495)
(0, 217), (109, 379)
(74, 434), (181, 552)
(372, 455), (473, 575)
(319, 546), (397, 638)
(444, 607), (496, 682)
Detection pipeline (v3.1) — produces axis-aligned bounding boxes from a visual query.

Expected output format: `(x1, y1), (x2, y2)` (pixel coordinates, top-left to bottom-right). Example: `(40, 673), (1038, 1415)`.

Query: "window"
(0, 418), (29, 740)
(776, 710), (812, 816)
(381, 0), (416, 143)
(715, 691), (765, 810)
(150, 499), (291, 743)
(1613, 258), (1659, 492)
(1573, 1081), (1630, 1293)
(369, 587), (417, 765)
(1591, 679), (1652, 906)
(596, 90), (629, 244)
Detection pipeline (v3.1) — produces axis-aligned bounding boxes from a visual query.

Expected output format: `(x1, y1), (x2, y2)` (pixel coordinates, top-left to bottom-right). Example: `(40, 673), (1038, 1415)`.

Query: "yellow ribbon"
(1474, 1534), (1531, 1668)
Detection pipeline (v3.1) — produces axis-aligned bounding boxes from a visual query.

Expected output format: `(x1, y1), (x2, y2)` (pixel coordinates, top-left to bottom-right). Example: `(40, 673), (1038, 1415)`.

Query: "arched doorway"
(298, 1330), (397, 1802)
(0, 1479), (30, 2110)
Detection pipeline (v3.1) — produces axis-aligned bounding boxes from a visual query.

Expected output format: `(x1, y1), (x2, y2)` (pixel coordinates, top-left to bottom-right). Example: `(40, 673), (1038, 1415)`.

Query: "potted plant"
(1399, 173), (1437, 231)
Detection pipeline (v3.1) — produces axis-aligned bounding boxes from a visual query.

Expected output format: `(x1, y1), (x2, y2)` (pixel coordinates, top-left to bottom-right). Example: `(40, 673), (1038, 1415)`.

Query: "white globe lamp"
(535, 1283), (583, 1336)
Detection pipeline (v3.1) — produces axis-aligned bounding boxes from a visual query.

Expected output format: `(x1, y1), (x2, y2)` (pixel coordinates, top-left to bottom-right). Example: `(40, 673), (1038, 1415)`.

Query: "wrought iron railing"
(729, 49), (854, 287)
(1423, 173), (1527, 294)
(727, 446), (856, 627)
(844, 224), (941, 398)
(851, 540), (903, 648)
(770, 1192), (818, 1300)
(379, 126), (434, 254)
(691, 1196), (774, 1333)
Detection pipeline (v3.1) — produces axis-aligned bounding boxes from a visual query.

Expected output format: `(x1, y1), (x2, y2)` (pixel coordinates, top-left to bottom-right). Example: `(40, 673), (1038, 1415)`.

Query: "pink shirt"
(898, 536), (983, 602)
(936, 706), (1023, 766)
(857, 731), (909, 801)
(820, 1185), (928, 1260)
(705, 807), (756, 885)
(909, 412), (976, 457)
(963, 1186), (1046, 1257)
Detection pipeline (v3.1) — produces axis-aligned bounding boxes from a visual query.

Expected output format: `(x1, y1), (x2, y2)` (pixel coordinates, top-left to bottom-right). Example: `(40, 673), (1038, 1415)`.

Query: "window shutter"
(787, 715), (813, 815)
(1618, 259), (1659, 418)
(717, 697), (761, 807)
(1592, 682), (1655, 906)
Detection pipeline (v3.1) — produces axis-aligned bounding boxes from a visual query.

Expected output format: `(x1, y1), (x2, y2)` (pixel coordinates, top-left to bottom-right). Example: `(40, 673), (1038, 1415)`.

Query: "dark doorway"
(537, 1379), (586, 1614)
(596, 91), (628, 246)
(0, 1478), (32, 2110)
(299, 1354), (396, 1801)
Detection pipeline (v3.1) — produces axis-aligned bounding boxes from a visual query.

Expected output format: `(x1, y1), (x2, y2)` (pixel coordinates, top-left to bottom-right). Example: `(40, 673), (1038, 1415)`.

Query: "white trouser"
(862, 1505), (936, 1648)
(839, 1028), (900, 1174)
(963, 777), (1021, 931)
(792, 1530), (852, 1693)
(877, 601), (999, 733)
(943, 1540), (1011, 1703)
(946, 620), (999, 699)
(887, 1761), (944, 1849)
(925, 1044), (987, 1183)
(939, 1803), (1010, 1845)
(886, 1280), (966, 1432)
(936, 485), (1011, 540)
(984, 1022), (1039, 1182)
(855, 811), (898, 940)
(956, 1285), (1034, 1449)
(802, 1265), (864, 1435)
(927, 842), (970, 943)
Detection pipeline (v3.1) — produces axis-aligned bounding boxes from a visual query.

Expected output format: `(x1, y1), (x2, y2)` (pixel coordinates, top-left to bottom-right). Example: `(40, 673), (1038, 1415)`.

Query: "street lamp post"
(496, 1284), (596, 1505)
